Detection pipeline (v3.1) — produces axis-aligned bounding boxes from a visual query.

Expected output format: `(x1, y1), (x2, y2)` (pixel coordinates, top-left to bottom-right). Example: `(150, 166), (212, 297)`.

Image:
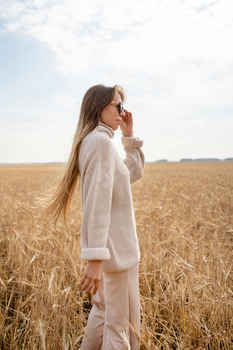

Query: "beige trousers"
(81, 264), (140, 350)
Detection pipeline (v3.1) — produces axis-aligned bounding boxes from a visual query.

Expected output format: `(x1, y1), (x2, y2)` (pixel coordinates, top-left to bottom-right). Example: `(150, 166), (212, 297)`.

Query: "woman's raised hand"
(80, 260), (102, 295)
(120, 109), (134, 137)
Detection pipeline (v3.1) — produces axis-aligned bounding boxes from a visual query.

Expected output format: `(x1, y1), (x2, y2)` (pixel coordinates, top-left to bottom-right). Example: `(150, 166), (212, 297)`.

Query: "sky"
(0, 0), (232, 163)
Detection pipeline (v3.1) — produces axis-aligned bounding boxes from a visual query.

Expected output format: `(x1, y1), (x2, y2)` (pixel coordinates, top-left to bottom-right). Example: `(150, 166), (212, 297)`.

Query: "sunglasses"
(111, 101), (124, 114)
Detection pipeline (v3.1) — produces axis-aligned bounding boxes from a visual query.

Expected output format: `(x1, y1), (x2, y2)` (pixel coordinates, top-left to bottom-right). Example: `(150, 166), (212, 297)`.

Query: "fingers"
(81, 277), (91, 291)
(92, 280), (100, 295)
(123, 109), (132, 117)
(81, 278), (100, 295)
(123, 110), (133, 122)
(80, 273), (87, 285)
(83, 279), (95, 294)
(81, 270), (101, 294)
(80, 260), (102, 294)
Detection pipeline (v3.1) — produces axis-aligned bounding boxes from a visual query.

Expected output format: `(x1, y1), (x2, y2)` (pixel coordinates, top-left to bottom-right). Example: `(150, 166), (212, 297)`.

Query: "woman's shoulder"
(83, 128), (112, 152)
(79, 128), (115, 168)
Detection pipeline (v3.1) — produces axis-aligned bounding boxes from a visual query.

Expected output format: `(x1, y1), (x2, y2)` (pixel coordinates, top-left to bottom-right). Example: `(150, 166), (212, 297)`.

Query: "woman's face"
(100, 92), (124, 130)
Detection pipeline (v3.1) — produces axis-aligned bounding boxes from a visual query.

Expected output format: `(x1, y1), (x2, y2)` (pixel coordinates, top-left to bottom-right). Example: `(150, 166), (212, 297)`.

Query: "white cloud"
(1, 0), (233, 78)
(0, 0), (232, 110)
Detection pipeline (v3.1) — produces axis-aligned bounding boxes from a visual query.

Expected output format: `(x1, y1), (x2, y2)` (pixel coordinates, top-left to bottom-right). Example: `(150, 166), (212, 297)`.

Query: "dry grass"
(0, 162), (232, 349)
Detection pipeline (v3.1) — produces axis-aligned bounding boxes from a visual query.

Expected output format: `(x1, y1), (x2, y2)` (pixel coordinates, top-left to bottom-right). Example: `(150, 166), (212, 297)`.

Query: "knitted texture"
(78, 122), (145, 273)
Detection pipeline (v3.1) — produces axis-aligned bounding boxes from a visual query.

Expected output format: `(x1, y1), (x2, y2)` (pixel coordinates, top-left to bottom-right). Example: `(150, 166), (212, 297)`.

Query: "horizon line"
(0, 157), (233, 166)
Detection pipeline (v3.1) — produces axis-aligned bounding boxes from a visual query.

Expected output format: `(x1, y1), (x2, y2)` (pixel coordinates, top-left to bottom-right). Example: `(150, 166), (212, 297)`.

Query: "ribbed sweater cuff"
(81, 247), (110, 261)
(121, 136), (143, 148)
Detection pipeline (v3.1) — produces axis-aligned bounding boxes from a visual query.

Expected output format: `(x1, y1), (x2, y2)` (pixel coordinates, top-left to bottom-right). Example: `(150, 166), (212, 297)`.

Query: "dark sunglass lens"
(118, 102), (124, 114)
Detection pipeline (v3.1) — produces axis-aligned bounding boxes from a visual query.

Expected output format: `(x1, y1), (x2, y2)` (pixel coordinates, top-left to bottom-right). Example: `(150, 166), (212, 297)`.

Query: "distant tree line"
(154, 158), (233, 162)
(179, 158), (233, 162)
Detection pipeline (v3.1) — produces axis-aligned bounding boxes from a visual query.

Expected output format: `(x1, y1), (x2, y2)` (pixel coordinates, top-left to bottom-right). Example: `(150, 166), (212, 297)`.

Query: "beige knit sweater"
(78, 122), (145, 273)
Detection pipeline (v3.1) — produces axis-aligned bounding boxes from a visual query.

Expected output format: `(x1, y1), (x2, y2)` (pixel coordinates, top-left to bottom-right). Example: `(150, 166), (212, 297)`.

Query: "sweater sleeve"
(81, 141), (114, 261)
(121, 136), (145, 184)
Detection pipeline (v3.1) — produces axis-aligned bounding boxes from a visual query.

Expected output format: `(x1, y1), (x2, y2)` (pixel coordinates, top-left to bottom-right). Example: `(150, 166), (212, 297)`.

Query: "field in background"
(0, 162), (232, 349)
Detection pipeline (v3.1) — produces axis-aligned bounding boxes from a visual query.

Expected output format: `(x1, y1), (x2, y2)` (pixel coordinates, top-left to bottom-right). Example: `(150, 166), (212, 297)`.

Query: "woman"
(44, 84), (144, 349)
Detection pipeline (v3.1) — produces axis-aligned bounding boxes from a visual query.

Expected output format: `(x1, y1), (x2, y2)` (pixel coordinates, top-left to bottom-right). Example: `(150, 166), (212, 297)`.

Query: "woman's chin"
(115, 121), (122, 130)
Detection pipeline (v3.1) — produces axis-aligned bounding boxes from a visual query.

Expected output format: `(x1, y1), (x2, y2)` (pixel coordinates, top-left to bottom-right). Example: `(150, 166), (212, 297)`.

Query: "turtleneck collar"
(97, 122), (115, 139)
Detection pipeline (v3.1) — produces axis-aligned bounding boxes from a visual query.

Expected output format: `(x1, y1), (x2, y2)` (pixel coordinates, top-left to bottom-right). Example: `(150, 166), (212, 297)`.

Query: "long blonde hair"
(42, 84), (126, 225)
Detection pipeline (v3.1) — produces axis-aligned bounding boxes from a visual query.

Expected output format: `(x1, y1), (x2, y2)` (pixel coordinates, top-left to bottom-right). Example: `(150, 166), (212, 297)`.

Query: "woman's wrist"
(122, 131), (134, 137)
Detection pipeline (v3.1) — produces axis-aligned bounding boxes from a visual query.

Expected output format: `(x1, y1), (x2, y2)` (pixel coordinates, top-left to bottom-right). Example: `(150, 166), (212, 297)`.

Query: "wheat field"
(0, 162), (232, 349)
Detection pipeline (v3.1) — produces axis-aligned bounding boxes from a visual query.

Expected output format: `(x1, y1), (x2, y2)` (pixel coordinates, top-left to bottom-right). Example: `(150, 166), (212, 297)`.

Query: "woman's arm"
(80, 137), (114, 293)
(121, 110), (145, 183)
(81, 164), (113, 261)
